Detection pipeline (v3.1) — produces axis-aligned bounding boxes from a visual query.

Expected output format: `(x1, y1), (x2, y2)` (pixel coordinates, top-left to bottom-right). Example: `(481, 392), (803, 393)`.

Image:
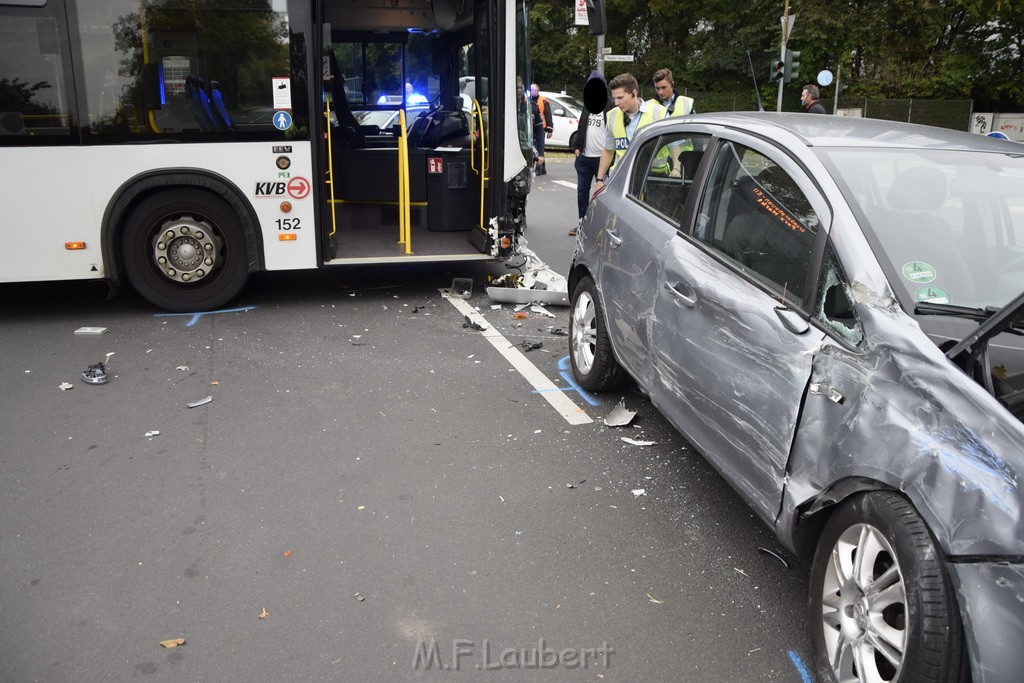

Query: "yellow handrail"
(324, 98), (338, 238)
(397, 110), (412, 254)
(472, 98), (488, 229)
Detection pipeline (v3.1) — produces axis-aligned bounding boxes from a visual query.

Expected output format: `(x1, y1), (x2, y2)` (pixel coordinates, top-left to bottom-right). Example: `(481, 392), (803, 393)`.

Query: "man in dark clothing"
(801, 84), (827, 114)
(569, 71), (612, 235)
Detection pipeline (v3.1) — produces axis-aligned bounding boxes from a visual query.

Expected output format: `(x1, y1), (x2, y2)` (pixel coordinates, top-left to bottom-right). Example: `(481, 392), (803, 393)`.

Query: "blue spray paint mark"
(531, 355), (600, 406)
(154, 305), (256, 327)
(787, 650), (812, 683)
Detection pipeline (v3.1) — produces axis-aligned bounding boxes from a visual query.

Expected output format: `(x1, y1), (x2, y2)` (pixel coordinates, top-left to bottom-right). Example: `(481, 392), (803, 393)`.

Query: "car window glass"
(628, 133), (711, 223)
(816, 242), (864, 346)
(695, 141), (819, 301)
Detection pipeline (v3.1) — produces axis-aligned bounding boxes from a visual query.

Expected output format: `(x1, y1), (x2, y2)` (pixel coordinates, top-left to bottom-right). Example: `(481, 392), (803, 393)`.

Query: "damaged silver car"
(568, 113), (1024, 683)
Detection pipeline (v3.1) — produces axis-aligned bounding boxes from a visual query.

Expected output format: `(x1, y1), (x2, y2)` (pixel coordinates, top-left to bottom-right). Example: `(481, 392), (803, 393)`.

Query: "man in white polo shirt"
(595, 73), (666, 190)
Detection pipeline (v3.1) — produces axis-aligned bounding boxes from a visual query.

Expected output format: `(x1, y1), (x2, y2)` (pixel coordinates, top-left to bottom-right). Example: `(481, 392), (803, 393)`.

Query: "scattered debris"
(357, 505), (366, 510)
(258, 607), (269, 619)
(549, 327), (568, 336)
(144, 431), (160, 438)
(412, 305), (425, 313)
(449, 278), (473, 299)
(80, 362), (109, 385)
(566, 480), (586, 489)
(160, 638), (186, 648)
(283, 550), (292, 557)
(758, 547), (791, 569)
(187, 395), (213, 409)
(512, 311), (528, 320)
(354, 593), (365, 602)
(490, 304), (502, 310)
(463, 316), (488, 332)
(210, 380), (220, 386)
(646, 593), (664, 604)
(631, 489), (647, 497)
(176, 366), (189, 371)
(734, 567), (749, 578)
(74, 326), (108, 336)
(748, 648), (762, 655)
(604, 399), (637, 427)
(58, 382), (73, 391)
(485, 245), (569, 306)
(520, 340), (543, 352)
(531, 304), (556, 318)
(622, 437), (656, 447)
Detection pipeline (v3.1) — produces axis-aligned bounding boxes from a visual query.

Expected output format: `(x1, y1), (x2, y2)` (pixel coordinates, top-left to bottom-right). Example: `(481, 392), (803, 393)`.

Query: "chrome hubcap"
(821, 523), (907, 683)
(151, 215), (221, 284)
(571, 290), (597, 374)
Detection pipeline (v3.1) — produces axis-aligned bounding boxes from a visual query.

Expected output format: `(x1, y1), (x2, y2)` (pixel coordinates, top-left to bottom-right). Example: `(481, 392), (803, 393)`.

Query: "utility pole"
(597, 33), (605, 75)
(777, 0), (792, 113)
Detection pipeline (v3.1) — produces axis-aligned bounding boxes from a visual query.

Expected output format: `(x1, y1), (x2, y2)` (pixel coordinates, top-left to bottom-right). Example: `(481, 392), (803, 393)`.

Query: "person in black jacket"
(801, 84), (827, 114)
(568, 71), (612, 235)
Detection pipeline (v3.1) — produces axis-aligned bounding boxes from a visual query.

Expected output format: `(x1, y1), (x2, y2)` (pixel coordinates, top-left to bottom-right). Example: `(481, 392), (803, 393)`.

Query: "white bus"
(0, 0), (537, 311)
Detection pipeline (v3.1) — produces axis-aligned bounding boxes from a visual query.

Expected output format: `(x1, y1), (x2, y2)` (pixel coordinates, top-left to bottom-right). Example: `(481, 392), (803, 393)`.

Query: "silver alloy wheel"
(820, 522), (907, 682)
(151, 215), (222, 284)
(571, 289), (597, 375)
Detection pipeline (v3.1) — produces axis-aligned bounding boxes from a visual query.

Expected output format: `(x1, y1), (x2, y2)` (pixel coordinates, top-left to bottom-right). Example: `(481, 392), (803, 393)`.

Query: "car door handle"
(607, 230), (623, 247)
(664, 281), (697, 307)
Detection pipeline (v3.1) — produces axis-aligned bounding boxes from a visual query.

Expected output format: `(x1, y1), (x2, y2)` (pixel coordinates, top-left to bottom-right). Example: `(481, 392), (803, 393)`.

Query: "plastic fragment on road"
(449, 277), (473, 299)
(59, 382), (73, 391)
(757, 547), (791, 569)
(176, 366), (188, 371)
(566, 479), (586, 489)
(549, 327), (568, 336)
(604, 399), (637, 427)
(144, 431), (160, 438)
(622, 437), (656, 446)
(81, 362), (109, 385)
(160, 638), (186, 648)
(520, 340), (543, 352)
(531, 304), (556, 318)
(187, 395), (213, 409)
(646, 593), (664, 604)
(354, 593), (365, 602)
(631, 488), (647, 496)
(74, 326), (108, 335)
(463, 315), (488, 331)
(258, 607), (268, 619)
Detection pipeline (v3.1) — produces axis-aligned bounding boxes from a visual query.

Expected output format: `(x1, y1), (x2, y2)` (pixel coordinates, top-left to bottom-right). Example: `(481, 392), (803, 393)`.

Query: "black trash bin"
(425, 150), (480, 231)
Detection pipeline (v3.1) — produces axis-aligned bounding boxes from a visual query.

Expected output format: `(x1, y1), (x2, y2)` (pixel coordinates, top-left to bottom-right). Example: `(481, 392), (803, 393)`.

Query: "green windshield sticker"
(916, 286), (951, 304)
(902, 261), (936, 283)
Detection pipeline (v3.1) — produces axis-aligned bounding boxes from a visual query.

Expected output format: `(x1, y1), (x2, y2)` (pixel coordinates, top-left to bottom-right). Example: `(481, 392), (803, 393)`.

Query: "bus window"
(0, 6), (74, 142)
(71, 0), (294, 138)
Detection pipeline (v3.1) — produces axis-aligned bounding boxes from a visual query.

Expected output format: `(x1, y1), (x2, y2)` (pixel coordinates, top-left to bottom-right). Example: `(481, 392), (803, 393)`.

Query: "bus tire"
(121, 189), (250, 312)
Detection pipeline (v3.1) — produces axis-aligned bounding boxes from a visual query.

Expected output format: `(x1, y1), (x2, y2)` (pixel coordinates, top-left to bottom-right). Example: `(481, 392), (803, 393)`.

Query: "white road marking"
(443, 293), (593, 425)
(553, 180), (576, 190)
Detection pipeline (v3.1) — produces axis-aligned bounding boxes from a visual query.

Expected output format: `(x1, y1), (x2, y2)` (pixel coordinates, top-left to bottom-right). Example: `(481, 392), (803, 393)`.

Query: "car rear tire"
(808, 491), (967, 683)
(121, 189), (250, 312)
(569, 275), (626, 391)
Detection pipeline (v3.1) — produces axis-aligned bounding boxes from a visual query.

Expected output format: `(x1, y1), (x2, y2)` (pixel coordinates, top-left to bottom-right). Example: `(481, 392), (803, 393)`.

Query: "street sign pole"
(777, 0), (794, 112)
(597, 33), (605, 74)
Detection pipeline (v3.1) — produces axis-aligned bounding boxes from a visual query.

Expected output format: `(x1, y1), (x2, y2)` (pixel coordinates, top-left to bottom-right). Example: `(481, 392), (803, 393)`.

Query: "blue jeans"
(574, 154), (601, 220)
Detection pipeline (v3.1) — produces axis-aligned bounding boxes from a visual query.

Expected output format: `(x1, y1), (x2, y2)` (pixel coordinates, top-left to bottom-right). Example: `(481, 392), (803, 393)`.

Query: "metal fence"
(685, 90), (974, 132)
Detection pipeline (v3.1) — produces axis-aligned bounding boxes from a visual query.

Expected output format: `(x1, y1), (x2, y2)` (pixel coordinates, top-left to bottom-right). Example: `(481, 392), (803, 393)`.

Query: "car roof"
(663, 112), (1020, 152)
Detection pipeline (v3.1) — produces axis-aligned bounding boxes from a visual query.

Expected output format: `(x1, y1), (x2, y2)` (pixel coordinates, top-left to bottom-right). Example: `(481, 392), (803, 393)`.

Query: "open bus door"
(315, 0), (531, 266)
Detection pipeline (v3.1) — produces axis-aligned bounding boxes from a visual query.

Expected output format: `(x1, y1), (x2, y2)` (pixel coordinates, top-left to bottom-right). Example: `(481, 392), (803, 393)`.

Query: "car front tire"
(808, 491), (968, 683)
(569, 275), (626, 391)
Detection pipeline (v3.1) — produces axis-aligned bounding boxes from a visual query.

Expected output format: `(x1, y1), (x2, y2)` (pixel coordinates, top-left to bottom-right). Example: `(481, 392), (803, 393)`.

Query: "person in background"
(569, 71), (612, 236)
(405, 82), (427, 105)
(801, 84), (827, 114)
(595, 73), (666, 192)
(530, 83), (553, 175)
(650, 68), (695, 117)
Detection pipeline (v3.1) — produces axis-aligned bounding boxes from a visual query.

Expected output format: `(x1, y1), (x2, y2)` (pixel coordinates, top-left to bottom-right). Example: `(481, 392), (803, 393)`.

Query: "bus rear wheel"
(121, 189), (249, 312)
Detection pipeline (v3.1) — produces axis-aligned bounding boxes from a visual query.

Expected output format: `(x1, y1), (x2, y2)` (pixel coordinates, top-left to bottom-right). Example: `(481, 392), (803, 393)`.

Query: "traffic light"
(783, 48), (800, 84)
(770, 60), (784, 82)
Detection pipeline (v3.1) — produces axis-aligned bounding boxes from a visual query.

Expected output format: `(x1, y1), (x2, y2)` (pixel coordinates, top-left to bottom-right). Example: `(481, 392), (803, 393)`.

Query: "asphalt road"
(0, 158), (814, 681)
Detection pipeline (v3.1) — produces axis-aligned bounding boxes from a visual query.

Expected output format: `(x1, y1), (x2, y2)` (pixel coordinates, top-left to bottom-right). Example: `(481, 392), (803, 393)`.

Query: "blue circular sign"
(272, 111), (293, 131)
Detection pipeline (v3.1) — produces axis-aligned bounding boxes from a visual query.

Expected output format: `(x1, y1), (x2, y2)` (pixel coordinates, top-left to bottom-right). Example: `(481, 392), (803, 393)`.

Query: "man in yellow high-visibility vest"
(595, 73), (667, 190)
(650, 68), (696, 178)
